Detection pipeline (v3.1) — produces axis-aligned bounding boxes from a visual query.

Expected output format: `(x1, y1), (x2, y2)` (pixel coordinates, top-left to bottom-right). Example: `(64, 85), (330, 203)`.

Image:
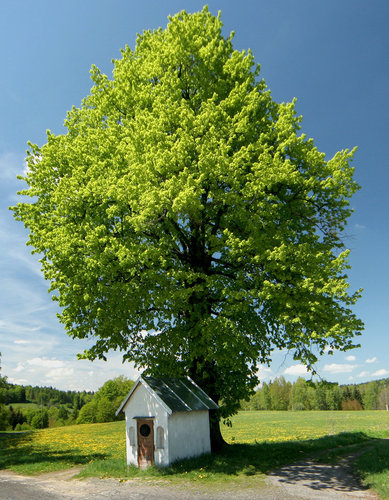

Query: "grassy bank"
(0, 411), (388, 494)
(354, 439), (389, 499)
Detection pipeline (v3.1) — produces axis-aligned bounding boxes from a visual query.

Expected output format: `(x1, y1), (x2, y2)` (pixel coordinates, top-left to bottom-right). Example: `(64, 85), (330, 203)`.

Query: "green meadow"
(223, 410), (389, 442)
(6, 403), (39, 410)
(1, 411), (388, 497)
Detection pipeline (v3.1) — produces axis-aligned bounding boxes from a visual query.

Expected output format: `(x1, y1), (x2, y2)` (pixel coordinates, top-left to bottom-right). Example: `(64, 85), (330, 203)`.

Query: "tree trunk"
(188, 359), (228, 451)
(209, 408), (227, 451)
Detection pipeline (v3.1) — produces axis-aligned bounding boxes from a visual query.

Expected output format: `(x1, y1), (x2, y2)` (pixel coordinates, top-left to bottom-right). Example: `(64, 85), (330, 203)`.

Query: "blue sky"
(1, 1), (388, 391)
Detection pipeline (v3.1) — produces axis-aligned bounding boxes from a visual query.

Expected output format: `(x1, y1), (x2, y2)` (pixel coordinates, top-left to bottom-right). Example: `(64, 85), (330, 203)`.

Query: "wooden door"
(137, 419), (154, 468)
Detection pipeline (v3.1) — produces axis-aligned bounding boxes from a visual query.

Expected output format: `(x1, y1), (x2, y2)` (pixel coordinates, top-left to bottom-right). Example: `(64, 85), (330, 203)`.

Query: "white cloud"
(283, 364), (309, 376)
(256, 366), (273, 380)
(0, 320), (40, 334)
(27, 357), (64, 369)
(3, 350), (140, 392)
(323, 363), (356, 374)
(357, 371), (369, 378)
(372, 369), (389, 377)
(0, 152), (25, 181)
(345, 355), (356, 361)
(9, 249), (43, 278)
(14, 340), (33, 345)
(366, 357), (377, 364)
(8, 377), (29, 385)
(45, 367), (74, 380)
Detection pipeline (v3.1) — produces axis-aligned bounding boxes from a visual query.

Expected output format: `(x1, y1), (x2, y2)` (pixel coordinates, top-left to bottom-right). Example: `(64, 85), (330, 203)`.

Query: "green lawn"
(0, 411), (388, 496)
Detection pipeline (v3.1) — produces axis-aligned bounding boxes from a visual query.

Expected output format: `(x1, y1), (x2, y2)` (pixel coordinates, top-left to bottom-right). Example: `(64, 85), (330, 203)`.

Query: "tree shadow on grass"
(161, 431), (377, 478)
(0, 432), (106, 471)
(264, 438), (389, 495)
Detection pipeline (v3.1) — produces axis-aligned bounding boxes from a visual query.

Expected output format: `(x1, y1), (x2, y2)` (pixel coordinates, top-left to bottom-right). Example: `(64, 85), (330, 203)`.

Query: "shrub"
(341, 399), (363, 410)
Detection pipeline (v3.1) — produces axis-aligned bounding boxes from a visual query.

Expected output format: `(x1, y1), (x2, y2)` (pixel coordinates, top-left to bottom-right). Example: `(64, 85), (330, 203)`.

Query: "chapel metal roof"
(145, 376), (219, 412)
(116, 375), (218, 416)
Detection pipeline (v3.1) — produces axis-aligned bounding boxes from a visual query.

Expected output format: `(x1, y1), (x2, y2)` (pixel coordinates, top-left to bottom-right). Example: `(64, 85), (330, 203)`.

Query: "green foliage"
(377, 387), (389, 410)
(325, 384), (342, 410)
(290, 377), (316, 411)
(12, 7), (363, 422)
(241, 378), (389, 411)
(268, 377), (291, 410)
(362, 382), (379, 410)
(95, 375), (134, 402)
(77, 400), (98, 424)
(0, 377), (94, 429)
(48, 406), (59, 427)
(0, 405), (8, 431)
(30, 408), (49, 429)
(0, 376), (133, 428)
(3, 382), (92, 407)
(58, 405), (69, 420)
(96, 397), (116, 423)
(77, 376), (134, 424)
(8, 406), (26, 429)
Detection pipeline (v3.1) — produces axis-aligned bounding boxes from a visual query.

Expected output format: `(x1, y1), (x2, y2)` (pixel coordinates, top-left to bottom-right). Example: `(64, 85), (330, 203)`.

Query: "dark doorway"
(137, 418), (154, 468)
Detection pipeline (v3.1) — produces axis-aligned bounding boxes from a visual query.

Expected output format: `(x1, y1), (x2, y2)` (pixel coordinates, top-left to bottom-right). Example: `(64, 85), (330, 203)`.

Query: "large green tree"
(13, 8), (362, 448)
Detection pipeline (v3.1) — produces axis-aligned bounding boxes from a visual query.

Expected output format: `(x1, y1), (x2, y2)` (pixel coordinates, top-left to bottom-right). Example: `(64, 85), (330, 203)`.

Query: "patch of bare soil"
(35, 467), (84, 480)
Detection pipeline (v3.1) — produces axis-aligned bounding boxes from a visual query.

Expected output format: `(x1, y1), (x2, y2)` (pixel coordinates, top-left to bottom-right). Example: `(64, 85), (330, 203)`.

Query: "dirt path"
(266, 453), (378, 500)
(0, 452), (379, 500)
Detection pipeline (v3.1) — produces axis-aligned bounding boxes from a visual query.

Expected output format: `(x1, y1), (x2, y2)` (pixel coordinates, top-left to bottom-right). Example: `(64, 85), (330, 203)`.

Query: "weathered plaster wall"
(123, 383), (169, 466)
(167, 410), (211, 463)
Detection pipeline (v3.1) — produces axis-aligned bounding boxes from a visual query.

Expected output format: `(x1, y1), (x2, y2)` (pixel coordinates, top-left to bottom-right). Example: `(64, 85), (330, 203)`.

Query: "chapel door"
(137, 419), (154, 468)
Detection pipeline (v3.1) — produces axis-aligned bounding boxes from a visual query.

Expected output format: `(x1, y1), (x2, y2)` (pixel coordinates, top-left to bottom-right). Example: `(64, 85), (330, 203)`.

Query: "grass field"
(6, 403), (39, 409)
(1, 411), (388, 496)
(223, 410), (389, 442)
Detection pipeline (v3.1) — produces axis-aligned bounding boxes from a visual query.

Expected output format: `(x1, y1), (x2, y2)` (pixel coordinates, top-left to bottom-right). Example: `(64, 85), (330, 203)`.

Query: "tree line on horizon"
(0, 373), (134, 431)
(241, 376), (389, 411)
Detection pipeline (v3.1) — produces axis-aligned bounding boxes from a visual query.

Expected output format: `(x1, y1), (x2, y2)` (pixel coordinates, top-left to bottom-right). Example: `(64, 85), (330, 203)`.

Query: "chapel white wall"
(167, 410), (211, 463)
(123, 383), (169, 466)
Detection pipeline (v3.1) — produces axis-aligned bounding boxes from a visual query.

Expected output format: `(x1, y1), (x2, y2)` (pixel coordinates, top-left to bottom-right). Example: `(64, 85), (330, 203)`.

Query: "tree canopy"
(12, 8), (362, 446)
(77, 375), (134, 424)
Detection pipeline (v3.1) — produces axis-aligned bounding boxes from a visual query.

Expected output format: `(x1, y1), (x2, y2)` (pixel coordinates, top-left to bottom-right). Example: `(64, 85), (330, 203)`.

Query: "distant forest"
(0, 375), (134, 431)
(241, 376), (389, 411)
(1, 374), (388, 432)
